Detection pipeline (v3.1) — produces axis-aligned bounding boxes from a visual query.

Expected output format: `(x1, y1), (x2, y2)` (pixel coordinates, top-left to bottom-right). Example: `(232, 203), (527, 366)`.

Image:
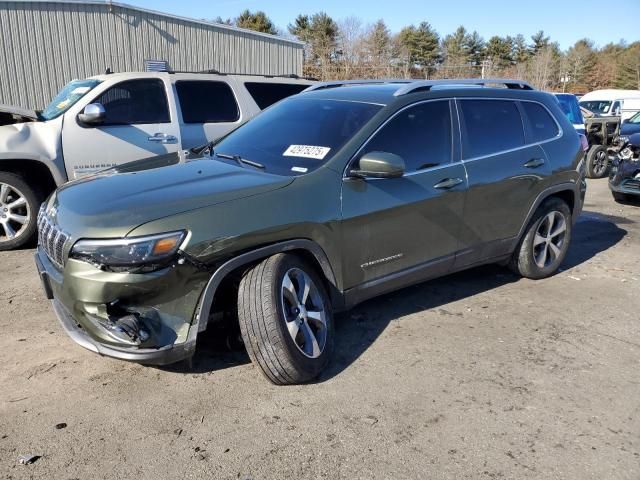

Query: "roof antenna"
(105, 67), (113, 74)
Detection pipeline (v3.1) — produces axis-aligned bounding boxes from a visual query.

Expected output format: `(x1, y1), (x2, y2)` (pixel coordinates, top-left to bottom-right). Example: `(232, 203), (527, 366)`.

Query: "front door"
(341, 100), (467, 292)
(62, 78), (181, 180)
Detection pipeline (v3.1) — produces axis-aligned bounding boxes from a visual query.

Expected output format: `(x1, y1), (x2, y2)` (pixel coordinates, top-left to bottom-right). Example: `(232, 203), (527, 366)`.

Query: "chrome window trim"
(456, 97), (563, 163)
(342, 98), (459, 179)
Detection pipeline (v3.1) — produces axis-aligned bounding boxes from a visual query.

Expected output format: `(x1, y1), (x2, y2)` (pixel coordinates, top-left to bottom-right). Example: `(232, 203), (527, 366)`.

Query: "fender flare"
(514, 182), (581, 243)
(191, 239), (338, 334)
(0, 156), (66, 186)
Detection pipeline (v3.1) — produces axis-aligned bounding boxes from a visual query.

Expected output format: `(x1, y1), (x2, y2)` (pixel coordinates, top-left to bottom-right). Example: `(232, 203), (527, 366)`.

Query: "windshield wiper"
(216, 152), (265, 170)
(190, 140), (215, 156)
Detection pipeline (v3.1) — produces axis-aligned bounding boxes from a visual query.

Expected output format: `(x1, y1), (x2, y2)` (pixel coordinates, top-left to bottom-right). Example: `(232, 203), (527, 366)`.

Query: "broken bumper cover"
(50, 299), (196, 365)
(35, 249), (203, 366)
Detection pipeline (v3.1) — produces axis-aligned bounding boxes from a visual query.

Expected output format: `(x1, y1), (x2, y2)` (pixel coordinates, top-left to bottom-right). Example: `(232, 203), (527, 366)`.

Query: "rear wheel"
(509, 197), (572, 279)
(237, 254), (334, 385)
(585, 145), (609, 179)
(0, 172), (40, 251)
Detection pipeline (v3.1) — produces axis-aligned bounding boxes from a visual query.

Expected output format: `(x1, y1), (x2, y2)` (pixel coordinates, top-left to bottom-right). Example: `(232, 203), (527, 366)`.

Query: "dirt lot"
(1, 179), (639, 479)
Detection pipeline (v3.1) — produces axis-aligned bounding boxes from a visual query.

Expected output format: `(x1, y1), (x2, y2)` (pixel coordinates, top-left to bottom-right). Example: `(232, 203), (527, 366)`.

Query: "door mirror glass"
(78, 103), (106, 126)
(350, 151), (405, 179)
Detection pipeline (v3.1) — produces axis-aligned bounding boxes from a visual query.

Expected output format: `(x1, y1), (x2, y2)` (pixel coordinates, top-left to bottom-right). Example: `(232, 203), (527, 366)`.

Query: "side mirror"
(78, 103), (105, 126)
(350, 151), (405, 179)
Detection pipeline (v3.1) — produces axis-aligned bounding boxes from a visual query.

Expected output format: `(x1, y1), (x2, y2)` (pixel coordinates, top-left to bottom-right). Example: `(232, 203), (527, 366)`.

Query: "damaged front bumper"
(35, 247), (210, 365)
(609, 158), (640, 197)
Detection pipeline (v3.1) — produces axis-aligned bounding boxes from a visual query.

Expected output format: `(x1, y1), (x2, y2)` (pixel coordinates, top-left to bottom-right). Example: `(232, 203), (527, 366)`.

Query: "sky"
(122, 0), (640, 50)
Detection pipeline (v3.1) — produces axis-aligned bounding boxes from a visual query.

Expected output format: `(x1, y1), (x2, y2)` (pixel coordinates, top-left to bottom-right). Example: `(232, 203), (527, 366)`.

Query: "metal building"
(0, 0), (305, 109)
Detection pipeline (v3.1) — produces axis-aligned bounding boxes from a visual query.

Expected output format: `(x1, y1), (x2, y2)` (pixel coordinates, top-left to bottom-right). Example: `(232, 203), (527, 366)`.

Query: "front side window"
(41, 79), (101, 121)
(176, 81), (239, 123)
(211, 98), (382, 176)
(459, 99), (524, 159)
(244, 82), (309, 110)
(93, 79), (170, 125)
(357, 100), (452, 172)
(521, 102), (559, 143)
(580, 100), (612, 115)
(628, 111), (640, 124)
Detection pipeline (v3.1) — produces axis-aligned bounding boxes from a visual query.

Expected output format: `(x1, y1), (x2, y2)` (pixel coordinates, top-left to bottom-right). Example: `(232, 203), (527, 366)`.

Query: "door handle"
(148, 133), (178, 144)
(433, 177), (464, 189)
(524, 158), (545, 168)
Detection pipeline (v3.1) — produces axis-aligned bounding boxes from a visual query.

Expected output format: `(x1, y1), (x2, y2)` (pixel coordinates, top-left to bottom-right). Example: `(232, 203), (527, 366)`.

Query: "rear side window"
(358, 100), (452, 172)
(176, 81), (239, 123)
(521, 102), (559, 142)
(244, 82), (309, 109)
(94, 79), (170, 125)
(459, 99), (524, 159)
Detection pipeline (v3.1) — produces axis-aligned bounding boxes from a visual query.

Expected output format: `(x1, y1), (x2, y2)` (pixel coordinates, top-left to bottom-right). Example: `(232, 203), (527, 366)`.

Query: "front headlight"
(70, 231), (186, 270)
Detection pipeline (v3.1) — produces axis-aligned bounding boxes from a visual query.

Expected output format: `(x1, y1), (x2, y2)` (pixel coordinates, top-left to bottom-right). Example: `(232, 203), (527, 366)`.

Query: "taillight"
(579, 134), (589, 152)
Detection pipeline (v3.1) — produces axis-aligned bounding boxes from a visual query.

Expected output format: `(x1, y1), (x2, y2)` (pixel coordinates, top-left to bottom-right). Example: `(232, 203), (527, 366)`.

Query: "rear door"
(174, 79), (244, 150)
(341, 100), (467, 291)
(454, 98), (556, 268)
(62, 78), (180, 179)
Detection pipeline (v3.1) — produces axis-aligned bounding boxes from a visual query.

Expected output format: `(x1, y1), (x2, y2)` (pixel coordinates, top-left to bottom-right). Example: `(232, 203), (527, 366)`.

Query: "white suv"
(0, 71), (313, 250)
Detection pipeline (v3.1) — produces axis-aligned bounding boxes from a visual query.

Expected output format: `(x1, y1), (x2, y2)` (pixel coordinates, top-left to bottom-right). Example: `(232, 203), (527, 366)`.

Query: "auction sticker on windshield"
(283, 145), (331, 160)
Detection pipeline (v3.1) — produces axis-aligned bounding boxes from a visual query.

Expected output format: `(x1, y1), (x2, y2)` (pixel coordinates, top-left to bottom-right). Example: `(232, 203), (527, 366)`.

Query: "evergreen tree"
(235, 10), (277, 35)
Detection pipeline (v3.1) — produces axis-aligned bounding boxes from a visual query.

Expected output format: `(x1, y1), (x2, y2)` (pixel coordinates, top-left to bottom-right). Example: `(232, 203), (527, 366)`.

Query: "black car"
(610, 132), (640, 203)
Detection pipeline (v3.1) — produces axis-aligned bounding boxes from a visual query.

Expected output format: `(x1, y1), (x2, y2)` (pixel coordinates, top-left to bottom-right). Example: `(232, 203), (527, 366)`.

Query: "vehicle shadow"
(167, 210), (628, 380)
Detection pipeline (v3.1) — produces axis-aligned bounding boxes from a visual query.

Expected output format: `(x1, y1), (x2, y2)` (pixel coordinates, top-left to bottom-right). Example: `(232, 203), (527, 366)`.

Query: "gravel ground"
(1, 179), (639, 479)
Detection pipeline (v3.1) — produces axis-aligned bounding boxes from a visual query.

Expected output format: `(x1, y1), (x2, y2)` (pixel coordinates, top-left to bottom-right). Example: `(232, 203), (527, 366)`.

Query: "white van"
(579, 89), (640, 121)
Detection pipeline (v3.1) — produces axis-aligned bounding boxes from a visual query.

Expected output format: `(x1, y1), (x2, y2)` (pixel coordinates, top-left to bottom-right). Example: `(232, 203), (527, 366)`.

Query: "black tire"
(509, 197), (572, 280)
(612, 191), (631, 204)
(0, 172), (41, 251)
(585, 145), (609, 179)
(237, 253), (334, 385)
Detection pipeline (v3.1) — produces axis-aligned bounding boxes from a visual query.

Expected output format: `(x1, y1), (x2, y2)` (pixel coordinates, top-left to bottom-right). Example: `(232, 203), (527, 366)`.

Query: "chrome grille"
(37, 208), (69, 269)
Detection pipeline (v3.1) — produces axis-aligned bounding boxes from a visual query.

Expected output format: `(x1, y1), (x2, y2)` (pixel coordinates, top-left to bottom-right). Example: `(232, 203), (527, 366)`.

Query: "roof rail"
(393, 78), (534, 96)
(165, 70), (317, 80)
(302, 79), (412, 93)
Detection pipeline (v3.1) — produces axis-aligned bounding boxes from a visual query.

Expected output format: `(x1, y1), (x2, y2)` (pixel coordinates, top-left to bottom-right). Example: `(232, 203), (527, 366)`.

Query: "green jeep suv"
(35, 79), (586, 384)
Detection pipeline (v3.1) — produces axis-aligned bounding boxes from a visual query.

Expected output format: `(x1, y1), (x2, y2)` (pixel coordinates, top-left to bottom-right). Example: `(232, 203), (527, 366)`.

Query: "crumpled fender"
(0, 116), (67, 185)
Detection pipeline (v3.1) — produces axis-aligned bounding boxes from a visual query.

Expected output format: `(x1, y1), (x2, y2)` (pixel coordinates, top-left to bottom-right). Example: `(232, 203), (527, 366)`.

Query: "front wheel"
(0, 172), (40, 251)
(585, 145), (609, 179)
(237, 254), (334, 385)
(509, 197), (572, 279)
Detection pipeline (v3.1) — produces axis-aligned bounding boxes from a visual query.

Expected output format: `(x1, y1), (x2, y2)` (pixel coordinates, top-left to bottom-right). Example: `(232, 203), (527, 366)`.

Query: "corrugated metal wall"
(0, 1), (304, 109)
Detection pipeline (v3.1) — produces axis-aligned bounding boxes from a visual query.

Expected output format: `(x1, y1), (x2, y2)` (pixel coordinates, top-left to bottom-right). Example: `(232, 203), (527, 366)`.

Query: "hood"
(621, 122), (640, 136)
(0, 104), (39, 125)
(49, 155), (294, 238)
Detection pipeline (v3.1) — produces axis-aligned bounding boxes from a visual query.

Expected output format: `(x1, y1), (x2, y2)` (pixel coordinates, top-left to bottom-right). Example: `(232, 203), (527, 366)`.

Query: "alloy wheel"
(593, 150), (608, 176)
(0, 182), (30, 243)
(533, 211), (567, 269)
(281, 268), (327, 359)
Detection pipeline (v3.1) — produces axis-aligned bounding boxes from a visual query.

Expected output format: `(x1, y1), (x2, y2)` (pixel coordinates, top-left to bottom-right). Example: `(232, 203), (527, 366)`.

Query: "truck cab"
(0, 71), (313, 250)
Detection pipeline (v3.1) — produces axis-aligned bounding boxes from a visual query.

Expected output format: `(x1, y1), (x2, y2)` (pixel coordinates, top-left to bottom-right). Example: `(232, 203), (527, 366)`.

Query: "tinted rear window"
(459, 100), (524, 159)
(244, 82), (309, 109)
(521, 102), (559, 142)
(176, 81), (239, 123)
(555, 94), (584, 125)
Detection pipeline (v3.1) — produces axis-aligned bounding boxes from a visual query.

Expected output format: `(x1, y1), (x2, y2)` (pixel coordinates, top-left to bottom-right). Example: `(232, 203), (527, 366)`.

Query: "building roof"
(8, 0), (304, 47)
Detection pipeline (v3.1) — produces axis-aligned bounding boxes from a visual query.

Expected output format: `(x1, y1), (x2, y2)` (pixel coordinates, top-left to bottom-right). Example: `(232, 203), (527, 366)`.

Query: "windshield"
(40, 79), (101, 120)
(579, 100), (612, 115)
(556, 94), (584, 125)
(628, 111), (640, 124)
(211, 98), (383, 176)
